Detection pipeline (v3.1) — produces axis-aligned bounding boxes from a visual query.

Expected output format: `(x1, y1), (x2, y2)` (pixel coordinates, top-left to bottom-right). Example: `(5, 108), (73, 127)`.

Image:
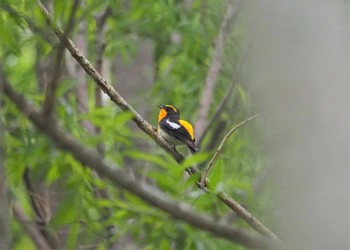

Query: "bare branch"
(200, 112), (265, 186)
(1, 74), (279, 249)
(217, 191), (278, 240)
(41, 0), (80, 116)
(196, 2), (241, 140)
(12, 203), (53, 250)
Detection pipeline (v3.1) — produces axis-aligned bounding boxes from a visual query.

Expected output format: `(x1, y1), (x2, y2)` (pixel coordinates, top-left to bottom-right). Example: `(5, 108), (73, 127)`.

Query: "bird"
(157, 104), (198, 154)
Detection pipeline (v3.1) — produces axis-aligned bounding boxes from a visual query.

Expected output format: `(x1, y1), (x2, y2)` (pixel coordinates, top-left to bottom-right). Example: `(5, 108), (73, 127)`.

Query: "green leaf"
(45, 160), (61, 184)
(51, 196), (78, 227)
(208, 160), (223, 190)
(125, 151), (170, 169)
(66, 221), (80, 250)
(0, 13), (21, 55)
(180, 152), (210, 169)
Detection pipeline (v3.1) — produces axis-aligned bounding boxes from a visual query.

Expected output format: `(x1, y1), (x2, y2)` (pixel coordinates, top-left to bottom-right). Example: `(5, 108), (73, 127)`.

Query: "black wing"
(160, 119), (198, 153)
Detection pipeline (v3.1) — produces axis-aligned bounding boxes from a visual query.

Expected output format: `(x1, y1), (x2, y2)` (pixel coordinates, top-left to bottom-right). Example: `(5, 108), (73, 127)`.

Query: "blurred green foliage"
(1, 0), (274, 249)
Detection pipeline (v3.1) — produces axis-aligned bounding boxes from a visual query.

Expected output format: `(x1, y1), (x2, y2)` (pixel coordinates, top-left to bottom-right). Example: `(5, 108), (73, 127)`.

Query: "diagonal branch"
(37, 0), (186, 164)
(36, 3), (280, 241)
(0, 72), (279, 249)
(196, 2), (241, 140)
(216, 191), (278, 239)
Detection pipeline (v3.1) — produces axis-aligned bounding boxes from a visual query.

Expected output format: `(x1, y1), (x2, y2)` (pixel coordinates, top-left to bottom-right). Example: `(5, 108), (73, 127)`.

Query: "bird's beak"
(158, 104), (165, 109)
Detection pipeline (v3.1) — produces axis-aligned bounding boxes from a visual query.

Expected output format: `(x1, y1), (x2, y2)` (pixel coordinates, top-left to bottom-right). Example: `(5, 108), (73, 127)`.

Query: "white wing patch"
(166, 119), (181, 129)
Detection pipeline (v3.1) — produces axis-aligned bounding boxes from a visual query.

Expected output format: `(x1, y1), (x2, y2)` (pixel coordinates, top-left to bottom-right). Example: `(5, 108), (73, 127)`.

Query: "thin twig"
(41, 0), (80, 116)
(12, 203), (53, 250)
(200, 112), (265, 186)
(1, 75), (279, 249)
(196, 2), (241, 140)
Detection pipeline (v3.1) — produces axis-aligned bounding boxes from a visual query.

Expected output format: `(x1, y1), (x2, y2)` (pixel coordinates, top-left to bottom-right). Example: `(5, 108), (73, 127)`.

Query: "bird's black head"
(158, 104), (180, 121)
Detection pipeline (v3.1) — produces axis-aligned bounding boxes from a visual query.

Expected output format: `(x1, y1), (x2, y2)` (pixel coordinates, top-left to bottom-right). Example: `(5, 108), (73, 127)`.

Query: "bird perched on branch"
(157, 104), (198, 154)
